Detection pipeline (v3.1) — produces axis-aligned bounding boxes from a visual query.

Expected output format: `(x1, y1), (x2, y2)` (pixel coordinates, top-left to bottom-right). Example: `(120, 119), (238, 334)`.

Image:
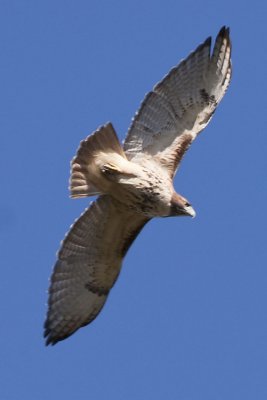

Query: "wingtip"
(43, 316), (80, 346)
(199, 25), (231, 52)
(44, 329), (65, 346)
(211, 25), (232, 64)
(202, 36), (212, 53)
(43, 323), (53, 346)
(205, 36), (212, 47)
(218, 25), (226, 34)
(45, 338), (58, 346)
(217, 25), (231, 41)
(44, 337), (53, 346)
(191, 35), (212, 59)
(43, 318), (60, 346)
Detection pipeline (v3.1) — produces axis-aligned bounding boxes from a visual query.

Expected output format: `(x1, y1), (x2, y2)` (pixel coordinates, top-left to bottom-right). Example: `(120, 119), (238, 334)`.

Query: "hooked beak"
(170, 193), (196, 218)
(184, 205), (196, 218)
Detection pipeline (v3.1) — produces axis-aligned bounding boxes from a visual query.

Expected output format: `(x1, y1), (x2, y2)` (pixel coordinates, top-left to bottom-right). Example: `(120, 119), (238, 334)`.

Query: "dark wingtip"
(43, 319), (58, 346)
(44, 320), (78, 346)
(213, 26), (232, 57)
(44, 331), (64, 346)
(201, 26), (231, 51)
(202, 36), (212, 55)
(44, 326), (67, 346)
(217, 25), (230, 40)
(219, 25), (226, 35)
(221, 26), (232, 56)
(44, 329), (53, 346)
(45, 338), (53, 346)
(205, 36), (212, 47)
(192, 35), (212, 59)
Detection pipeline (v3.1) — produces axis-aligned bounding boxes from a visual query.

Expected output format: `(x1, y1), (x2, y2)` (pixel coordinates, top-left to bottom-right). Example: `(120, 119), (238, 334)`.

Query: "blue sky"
(1, 0), (267, 399)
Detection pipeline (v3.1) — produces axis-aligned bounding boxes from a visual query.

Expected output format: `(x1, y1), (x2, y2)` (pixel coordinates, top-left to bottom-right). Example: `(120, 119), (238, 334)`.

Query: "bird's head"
(169, 192), (196, 218)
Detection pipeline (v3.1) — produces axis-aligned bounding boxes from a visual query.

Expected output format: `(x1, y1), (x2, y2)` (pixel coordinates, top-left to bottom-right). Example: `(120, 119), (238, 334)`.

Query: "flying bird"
(44, 27), (232, 345)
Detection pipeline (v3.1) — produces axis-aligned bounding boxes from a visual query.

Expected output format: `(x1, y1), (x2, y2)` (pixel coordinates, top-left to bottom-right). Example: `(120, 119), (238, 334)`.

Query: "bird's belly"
(111, 180), (171, 217)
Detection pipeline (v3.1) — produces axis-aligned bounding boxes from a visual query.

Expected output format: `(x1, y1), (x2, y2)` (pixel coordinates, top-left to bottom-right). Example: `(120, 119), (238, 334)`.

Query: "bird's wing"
(123, 27), (232, 178)
(44, 195), (149, 345)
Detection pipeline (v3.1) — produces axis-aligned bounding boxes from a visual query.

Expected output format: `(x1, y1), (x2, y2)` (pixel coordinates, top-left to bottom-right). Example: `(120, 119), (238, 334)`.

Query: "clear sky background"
(1, 1), (267, 399)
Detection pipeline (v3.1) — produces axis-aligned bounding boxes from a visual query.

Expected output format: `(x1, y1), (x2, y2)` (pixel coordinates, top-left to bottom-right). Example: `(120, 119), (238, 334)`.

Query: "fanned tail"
(69, 123), (126, 198)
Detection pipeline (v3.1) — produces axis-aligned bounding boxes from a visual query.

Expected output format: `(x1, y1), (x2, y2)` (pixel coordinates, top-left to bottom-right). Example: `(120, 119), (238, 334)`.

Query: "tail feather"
(69, 123), (126, 198)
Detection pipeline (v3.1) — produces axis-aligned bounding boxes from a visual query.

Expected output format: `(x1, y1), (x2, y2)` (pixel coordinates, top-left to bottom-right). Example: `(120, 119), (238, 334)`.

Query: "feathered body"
(44, 27), (232, 345)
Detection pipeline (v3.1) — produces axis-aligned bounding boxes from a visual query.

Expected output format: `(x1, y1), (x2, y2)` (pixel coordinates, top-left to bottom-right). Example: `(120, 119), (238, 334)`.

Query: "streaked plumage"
(44, 27), (232, 345)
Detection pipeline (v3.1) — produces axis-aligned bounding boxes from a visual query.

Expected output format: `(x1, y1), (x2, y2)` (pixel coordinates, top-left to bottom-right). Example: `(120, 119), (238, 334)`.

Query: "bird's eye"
(185, 202), (191, 207)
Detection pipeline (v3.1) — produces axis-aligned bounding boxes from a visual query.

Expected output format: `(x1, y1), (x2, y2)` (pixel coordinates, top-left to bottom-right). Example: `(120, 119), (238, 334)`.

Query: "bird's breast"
(110, 161), (173, 217)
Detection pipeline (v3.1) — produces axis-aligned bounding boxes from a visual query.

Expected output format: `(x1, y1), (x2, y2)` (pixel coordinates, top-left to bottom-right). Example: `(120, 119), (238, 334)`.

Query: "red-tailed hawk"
(44, 27), (232, 345)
